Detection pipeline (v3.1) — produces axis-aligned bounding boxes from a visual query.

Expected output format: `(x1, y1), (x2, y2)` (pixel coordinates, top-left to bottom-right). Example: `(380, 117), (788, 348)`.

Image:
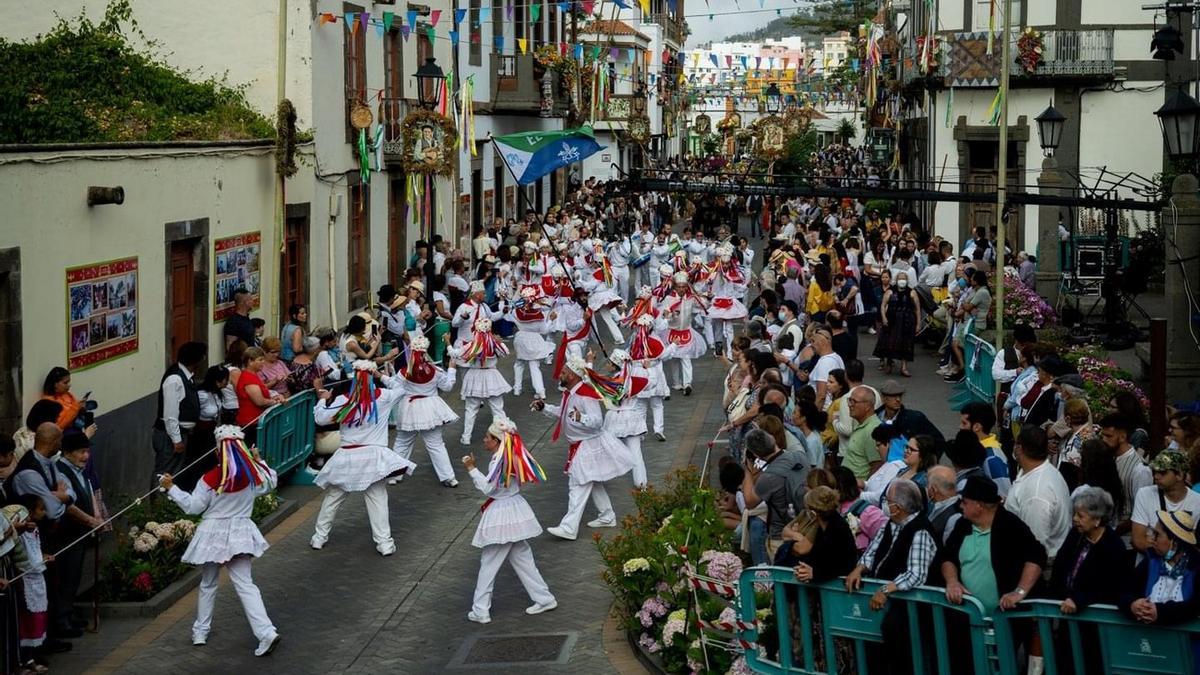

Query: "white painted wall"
(0, 146), (295, 415)
(1027, 0), (1056, 27)
(1113, 29), (1155, 63)
(1082, 0), (1153, 26)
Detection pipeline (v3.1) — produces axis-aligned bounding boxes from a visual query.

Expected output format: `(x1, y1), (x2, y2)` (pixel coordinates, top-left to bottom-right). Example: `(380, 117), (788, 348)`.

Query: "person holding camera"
(740, 428), (809, 561)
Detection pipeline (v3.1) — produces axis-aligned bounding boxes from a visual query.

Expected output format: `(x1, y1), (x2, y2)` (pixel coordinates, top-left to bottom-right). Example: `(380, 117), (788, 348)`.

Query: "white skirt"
(707, 297), (748, 320)
(605, 403), (647, 438)
(315, 444), (416, 492)
(460, 367), (512, 399)
(472, 495), (543, 548)
(514, 331), (554, 361)
(569, 432), (636, 483)
(587, 288), (622, 311)
(636, 362), (670, 398)
(667, 328), (708, 360)
(394, 396), (458, 431)
(182, 516), (269, 565)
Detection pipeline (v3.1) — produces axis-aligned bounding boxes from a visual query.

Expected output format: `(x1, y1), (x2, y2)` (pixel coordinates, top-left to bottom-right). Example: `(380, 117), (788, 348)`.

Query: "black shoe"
(684, 386), (692, 396)
(943, 372), (965, 383)
(44, 639), (72, 654)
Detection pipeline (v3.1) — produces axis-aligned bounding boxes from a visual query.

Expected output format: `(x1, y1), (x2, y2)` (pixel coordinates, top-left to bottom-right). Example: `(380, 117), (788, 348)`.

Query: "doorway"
(282, 203), (310, 313)
(471, 168), (483, 235)
(0, 248), (20, 433)
(168, 242), (195, 360)
(164, 218), (209, 364)
(494, 165), (505, 222)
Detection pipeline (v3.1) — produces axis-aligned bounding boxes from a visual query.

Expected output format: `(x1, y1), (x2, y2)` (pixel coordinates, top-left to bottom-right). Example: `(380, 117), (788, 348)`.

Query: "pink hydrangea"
(728, 655), (754, 675)
(638, 632), (661, 654)
(700, 550), (744, 585)
(637, 596), (670, 627)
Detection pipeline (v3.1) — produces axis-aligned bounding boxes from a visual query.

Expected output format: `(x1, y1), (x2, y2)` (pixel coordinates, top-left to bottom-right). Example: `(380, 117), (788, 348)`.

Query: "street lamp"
(415, 57), (445, 110)
(1155, 87), (1200, 159)
(764, 82), (782, 115)
(1034, 103), (1066, 156)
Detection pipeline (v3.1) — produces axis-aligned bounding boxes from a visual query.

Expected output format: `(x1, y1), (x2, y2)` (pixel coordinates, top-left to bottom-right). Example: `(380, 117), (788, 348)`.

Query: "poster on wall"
(505, 186), (516, 220)
(213, 231), (261, 321)
(483, 189), (495, 226)
(458, 194), (472, 234)
(66, 257), (139, 371)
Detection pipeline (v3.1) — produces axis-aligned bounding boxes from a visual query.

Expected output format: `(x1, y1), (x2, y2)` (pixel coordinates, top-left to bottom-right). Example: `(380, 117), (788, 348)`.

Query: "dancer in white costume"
(580, 250), (625, 344)
(452, 280), (503, 346)
(507, 286), (556, 401)
(535, 355), (635, 540)
(159, 426), (280, 656)
(461, 418), (557, 624)
(705, 242), (750, 359)
(601, 349), (650, 488)
(311, 360), (416, 556)
(390, 334), (460, 487)
(627, 313), (672, 441)
(457, 317), (512, 445)
(663, 272), (708, 395)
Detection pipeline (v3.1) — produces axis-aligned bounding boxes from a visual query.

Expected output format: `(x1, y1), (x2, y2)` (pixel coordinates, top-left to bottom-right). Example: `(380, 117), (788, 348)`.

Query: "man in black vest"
(153, 341), (207, 485)
(53, 430), (102, 636)
(844, 479), (937, 675)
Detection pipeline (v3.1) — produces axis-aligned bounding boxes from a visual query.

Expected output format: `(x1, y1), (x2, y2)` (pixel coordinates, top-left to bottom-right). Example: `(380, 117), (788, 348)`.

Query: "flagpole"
(489, 135), (612, 361)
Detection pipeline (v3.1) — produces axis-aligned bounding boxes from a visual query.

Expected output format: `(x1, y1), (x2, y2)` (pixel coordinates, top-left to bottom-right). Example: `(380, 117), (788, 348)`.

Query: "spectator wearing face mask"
(872, 271), (921, 378)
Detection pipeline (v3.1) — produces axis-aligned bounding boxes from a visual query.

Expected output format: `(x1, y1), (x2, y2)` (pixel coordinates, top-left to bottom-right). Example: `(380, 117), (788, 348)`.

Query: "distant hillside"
(722, 13), (817, 44)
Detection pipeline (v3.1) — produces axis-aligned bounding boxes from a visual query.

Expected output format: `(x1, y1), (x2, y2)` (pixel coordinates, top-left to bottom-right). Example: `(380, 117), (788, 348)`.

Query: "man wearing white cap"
(311, 361), (417, 556)
(452, 280), (503, 346)
(534, 355), (635, 540)
(663, 272), (708, 396)
(391, 335), (460, 488)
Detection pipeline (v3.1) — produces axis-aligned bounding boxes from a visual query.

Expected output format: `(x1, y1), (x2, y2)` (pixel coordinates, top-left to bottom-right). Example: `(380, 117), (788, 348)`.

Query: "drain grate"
(448, 631), (577, 669)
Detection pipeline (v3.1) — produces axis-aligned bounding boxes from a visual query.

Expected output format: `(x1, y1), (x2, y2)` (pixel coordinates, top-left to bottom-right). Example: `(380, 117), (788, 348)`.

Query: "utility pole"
(994, 0), (1012, 393)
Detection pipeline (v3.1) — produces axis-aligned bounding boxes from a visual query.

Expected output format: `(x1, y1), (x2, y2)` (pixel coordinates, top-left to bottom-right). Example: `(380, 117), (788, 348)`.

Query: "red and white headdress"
(404, 335), (437, 384)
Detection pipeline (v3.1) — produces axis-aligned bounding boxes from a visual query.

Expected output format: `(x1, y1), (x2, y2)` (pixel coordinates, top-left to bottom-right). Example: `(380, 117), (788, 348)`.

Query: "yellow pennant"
(639, 0), (650, 14)
(518, 38), (527, 54)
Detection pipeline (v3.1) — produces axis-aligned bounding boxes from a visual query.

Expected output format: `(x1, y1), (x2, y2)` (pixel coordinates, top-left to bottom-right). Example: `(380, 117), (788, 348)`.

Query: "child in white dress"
(461, 419), (556, 624)
(159, 425), (280, 656)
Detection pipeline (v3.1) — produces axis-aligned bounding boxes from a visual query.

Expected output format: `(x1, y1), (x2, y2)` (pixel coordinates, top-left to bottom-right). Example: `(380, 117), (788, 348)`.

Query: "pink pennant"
(431, 9), (441, 26)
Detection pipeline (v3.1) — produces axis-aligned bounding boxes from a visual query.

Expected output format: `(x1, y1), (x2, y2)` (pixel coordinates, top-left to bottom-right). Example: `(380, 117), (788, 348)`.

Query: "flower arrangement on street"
(98, 491), (279, 601)
(1016, 28), (1044, 74)
(992, 269), (1057, 329)
(594, 467), (748, 674)
(1063, 345), (1150, 418)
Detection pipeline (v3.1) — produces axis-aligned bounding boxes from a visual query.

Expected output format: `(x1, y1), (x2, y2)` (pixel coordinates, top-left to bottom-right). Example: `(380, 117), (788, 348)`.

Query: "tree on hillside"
(790, 0), (875, 35)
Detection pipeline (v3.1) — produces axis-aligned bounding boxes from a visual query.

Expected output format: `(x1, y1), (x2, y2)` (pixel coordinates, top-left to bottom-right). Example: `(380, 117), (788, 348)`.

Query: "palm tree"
(837, 118), (857, 144)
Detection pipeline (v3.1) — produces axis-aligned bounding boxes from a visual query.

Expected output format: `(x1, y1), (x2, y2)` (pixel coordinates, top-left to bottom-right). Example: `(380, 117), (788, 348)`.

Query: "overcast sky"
(683, 0), (810, 48)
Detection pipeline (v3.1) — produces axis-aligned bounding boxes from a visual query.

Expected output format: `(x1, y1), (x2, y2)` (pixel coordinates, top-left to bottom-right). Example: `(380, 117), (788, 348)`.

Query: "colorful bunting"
(449, 30), (459, 45)
(454, 8), (467, 25)
(531, 3), (542, 21)
(480, 6), (491, 21)
(518, 37), (527, 54)
(430, 9), (441, 26)
(407, 10), (417, 30)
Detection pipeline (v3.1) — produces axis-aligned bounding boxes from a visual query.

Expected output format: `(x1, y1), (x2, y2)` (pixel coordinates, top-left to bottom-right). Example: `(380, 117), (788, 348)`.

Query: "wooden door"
(169, 242), (194, 359)
(282, 213), (309, 311)
(389, 176), (408, 281)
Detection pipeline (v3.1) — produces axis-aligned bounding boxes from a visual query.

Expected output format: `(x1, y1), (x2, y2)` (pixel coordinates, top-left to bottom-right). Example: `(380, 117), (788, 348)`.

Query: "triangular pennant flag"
(427, 27), (436, 43)
(755, 56), (761, 69)
(401, 24), (410, 40)
(407, 10), (417, 30)
(628, 48), (635, 63)
(591, 46), (602, 60)
(725, 55), (732, 68)
(531, 4), (542, 21)
(506, 4), (513, 19)
(613, 0), (629, 8)
(495, 35), (505, 52)
(666, 0), (676, 10)
(558, 2), (569, 13)
(345, 12), (356, 31)
(450, 30), (460, 46)
(471, 31), (480, 43)
(710, 53), (719, 68)
(383, 11), (394, 31)
(480, 6), (491, 21)
(454, 8), (467, 24)
(638, 0), (650, 13)
(559, 42), (567, 56)
(610, 47), (618, 60)
(740, 55), (747, 69)
(518, 37), (527, 54)
(376, 21), (384, 37)
(583, 0), (595, 14)
(319, 12), (334, 25)
(431, 9), (441, 26)
(360, 11), (369, 32)
(574, 44), (583, 60)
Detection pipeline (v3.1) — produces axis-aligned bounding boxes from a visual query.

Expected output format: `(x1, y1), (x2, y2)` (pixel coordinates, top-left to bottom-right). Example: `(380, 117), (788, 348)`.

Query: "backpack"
(763, 450), (811, 517)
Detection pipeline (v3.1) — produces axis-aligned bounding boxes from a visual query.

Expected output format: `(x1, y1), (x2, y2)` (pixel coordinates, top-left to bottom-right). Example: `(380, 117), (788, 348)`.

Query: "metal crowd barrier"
(735, 566), (1200, 675)
(256, 389), (315, 477)
(962, 332), (997, 405)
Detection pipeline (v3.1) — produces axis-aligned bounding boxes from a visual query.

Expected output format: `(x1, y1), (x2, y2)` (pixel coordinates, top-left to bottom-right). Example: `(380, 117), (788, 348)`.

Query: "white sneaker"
(310, 536), (326, 550)
(935, 365), (952, 375)
(587, 518), (617, 528)
(254, 633), (280, 657)
(547, 526), (576, 541)
(514, 388), (523, 397)
(387, 478), (399, 485)
(467, 611), (491, 624)
(867, 327), (877, 335)
(192, 633), (208, 647)
(655, 432), (666, 442)
(441, 478), (459, 488)
(526, 599), (558, 615)
(460, 436), (471, 446)
(377, 542), (396, 556)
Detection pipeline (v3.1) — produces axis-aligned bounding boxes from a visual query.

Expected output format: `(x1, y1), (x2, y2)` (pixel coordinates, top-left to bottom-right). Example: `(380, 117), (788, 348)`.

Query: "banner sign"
(66, 257), (139, 370)
(213, 232), (262, 321)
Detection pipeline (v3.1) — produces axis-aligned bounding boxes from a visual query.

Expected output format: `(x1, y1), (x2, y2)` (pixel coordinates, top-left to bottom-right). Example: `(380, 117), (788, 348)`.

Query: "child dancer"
(461, 419), (556, 624)
(159, 426), (280, 656)
(457, 318), (512, 445)
(627, 313), (672, 442)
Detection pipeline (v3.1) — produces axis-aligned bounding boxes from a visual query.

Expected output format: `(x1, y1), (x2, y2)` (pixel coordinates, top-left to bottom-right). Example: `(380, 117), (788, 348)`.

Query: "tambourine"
(350, 104), (373, 130)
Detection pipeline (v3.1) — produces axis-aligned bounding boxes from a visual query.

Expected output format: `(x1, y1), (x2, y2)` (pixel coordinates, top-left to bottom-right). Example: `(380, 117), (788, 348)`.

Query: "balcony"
(381, 96), (406, 165)
(489, 53), (567, 116)
(648, 12), (684, 47)
(941, 28), (1114, 88)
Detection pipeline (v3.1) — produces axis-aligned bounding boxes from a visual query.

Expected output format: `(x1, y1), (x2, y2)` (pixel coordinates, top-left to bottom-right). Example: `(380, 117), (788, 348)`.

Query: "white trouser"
(702, 316), (715, 347)
(312, 480), (393, 548)
(472, 540), (555, 617)
(557, 477), (615, 538)
(648, 396), (664, 434)
(714, 319), (735, 358)
(392, 429), (456, 482)
(193, 557), (275, 641)
(622, 435), (646, 487)
(598, 308), (624, 344)
(462, 396), (506, 443)
(671, 358), (693, 388)
(513, 359), (547, 399)
(612, 266), (630, 303)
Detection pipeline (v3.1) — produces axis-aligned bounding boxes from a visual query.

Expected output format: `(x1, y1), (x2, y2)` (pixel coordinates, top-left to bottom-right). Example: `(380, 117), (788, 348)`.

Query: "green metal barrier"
(735, 567), (1200, 675)
(256, 389), (315, 477)
(962, 333), (996, 405)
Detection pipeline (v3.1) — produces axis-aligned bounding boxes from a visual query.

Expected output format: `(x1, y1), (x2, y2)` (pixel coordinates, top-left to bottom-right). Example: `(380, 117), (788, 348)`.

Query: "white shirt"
(1131, 484), (1200, 533)
(162, 364), (196, 444)
(808, 352), (845, 407)
(1115, 447), (1153, 522)
(1005, 461), (1072, 558)
(198, 390), (221, 423)
(861, 459), (906, 506)
(315, 350), (342, 383)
